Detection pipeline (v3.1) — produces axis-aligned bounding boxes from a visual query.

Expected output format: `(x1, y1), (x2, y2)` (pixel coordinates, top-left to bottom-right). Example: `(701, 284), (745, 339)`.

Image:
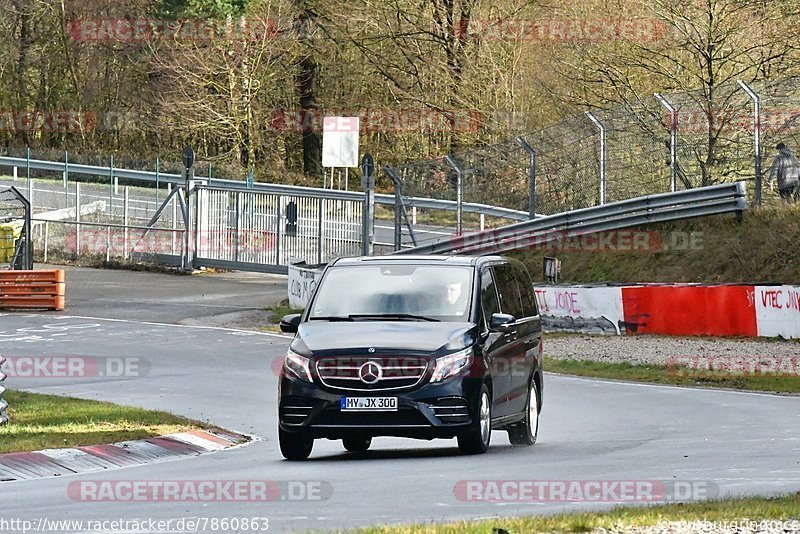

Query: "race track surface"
(1, 313), (799, 533)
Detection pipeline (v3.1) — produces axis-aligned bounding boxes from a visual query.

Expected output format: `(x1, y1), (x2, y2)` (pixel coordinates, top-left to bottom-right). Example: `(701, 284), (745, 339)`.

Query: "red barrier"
(621, 285), (757, 337)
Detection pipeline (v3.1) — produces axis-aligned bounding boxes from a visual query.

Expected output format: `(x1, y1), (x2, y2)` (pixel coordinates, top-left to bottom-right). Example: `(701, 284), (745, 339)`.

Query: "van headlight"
(431, 347), (473, 383)
(284, 348), (312, 382)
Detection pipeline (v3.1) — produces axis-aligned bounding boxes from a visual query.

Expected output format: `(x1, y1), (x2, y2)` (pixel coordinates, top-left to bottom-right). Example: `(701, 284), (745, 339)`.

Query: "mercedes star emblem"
(359, 361), (383, 384)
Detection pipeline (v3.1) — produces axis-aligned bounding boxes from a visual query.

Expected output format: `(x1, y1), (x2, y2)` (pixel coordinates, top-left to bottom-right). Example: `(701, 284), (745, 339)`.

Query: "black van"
(278, 255), (543, 460)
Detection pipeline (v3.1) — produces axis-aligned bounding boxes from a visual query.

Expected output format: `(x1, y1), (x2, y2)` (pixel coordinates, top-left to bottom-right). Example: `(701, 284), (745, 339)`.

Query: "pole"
(738, 80), (762, 207)
(123, 186), (129, 259)
(585, 111), (606, 205)
(654, 93), (678, 192)
(76, 182), (81, 257)
(109, 155), (114, 216)
(444, 156), (463, 234)
(515, 136), (537, 218)
(64, 150), (69, 212)
(63, 150), (69, 192)
(361, 154), (375, 256)
(382, 165), (417, 248)
(156, 157), (160, 203)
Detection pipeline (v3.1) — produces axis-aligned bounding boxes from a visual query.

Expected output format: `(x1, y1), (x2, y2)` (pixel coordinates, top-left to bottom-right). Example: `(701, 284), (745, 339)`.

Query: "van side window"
(512, 263), (538, 317)
(493, 264), (525, 319)
(480, 268), (500, 327)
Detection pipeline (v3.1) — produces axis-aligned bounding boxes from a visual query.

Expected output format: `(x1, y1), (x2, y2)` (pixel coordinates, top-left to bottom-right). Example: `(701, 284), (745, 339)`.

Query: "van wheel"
(342, 436), (371, 452)
(279, 427), (314, 460)
(458, 385), (491, 454)
(508, 377), (539, 446)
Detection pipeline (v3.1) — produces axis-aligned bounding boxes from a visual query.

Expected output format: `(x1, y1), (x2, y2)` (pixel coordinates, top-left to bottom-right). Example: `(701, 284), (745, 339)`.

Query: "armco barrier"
(535, 284), (800, 339)
(0, 356), (7, 425)
(0, 270), (65, 311)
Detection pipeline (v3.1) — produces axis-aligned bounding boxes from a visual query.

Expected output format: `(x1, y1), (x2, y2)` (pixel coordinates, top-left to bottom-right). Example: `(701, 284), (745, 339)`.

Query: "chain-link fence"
(390, 77), (800, 216)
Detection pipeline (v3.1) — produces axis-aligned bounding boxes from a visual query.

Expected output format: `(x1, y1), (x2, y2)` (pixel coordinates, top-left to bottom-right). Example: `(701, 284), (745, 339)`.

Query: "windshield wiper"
(308, 316), (354, 321)
(347, 313), (441, 322)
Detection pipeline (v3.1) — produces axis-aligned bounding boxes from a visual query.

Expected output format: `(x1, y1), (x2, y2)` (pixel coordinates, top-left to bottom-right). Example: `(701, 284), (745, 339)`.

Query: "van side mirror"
(280, 313), (302, 333)
(489, 313), (516, 331)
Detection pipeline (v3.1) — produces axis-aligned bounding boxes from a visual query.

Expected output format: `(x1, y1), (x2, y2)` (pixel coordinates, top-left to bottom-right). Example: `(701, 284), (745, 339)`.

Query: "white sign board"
(322, 116), (359, 168)
(288, 262), (326, 309)
(754, 285), (800, 339)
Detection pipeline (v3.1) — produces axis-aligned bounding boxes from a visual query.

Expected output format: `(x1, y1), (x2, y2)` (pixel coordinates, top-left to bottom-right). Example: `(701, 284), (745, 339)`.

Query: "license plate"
(341, 397), (398, 411)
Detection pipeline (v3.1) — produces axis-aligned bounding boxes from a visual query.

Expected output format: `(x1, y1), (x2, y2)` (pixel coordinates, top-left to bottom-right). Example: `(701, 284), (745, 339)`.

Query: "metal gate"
(193, 186), (363, 273)
(0, 186), (33, 270)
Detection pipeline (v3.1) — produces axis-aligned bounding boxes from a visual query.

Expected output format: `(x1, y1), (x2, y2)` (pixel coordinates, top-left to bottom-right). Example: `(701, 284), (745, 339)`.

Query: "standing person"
(768, 143), (800, 203)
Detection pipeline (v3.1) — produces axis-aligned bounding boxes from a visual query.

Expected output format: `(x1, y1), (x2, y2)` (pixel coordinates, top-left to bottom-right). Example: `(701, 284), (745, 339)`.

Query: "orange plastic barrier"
(0, 270), (65, 311)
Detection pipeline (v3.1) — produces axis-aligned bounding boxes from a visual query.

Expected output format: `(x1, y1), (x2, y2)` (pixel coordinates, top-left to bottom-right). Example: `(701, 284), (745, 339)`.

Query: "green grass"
(513, 205), (800, 284)
(261, 299), (303, 332)
(0, 390), (205, 453)
(544, 356), (800, 394)
(351, 493), (800, 533)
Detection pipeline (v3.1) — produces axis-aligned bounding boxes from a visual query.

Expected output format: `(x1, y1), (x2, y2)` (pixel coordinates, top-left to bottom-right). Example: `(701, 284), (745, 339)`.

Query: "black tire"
(508, 377), (539, 446)
(342, 436), (372, 453)
(458, 384), (491, 454)
(279, 427), (314, 461)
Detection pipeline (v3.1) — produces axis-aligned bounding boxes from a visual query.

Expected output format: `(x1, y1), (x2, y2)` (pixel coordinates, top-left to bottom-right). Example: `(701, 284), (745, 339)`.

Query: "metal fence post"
(123, 186), (130, 259)
(444, 156), (463, 234)
(76, 182), (81, 257)
(25, 146), (30, 188)
(0, 356), (8, 425)
(383, 165), (417, 249)
(317, 196), (324, 263)
(155, 157), (160, 204)
(63, 150), (69, 208)
(27, 179), (34, 218)
(738, 80), (762, 207)
(109, 155), (114, 216)
(654, 93), (678, 193)
(515, 136), (537, 218)
(585, 111), (606, 205)
(275, 195), (283, 265)
(234, 191), (241, 263)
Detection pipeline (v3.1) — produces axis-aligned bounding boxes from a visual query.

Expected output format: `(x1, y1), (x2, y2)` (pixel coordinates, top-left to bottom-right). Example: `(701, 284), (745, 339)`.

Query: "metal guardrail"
(0, 156), (530, 222)
(0, 356), (8, 425)
(395, 182), (748, 256)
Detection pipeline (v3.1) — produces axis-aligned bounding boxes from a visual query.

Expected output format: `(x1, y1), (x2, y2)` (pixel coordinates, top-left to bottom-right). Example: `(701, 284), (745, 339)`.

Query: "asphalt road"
(48, 265), (287, 325)
(2, 313), (799, 533)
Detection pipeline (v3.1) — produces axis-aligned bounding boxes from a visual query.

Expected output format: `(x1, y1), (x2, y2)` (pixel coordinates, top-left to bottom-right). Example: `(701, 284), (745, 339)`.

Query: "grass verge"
(0, 390), (206, 454)
(261, 298), (303, 333)
(512, 205), (800, 284)
(352, 493), (800, 533)
(544, 357), (800, 394)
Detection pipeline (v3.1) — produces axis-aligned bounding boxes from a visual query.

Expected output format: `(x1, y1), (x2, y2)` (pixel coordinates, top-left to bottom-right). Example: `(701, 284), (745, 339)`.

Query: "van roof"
(330, 255), (505, 267)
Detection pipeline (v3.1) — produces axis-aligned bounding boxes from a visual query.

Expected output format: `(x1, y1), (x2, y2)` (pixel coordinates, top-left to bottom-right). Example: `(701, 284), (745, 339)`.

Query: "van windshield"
(309, 264), (473, 322)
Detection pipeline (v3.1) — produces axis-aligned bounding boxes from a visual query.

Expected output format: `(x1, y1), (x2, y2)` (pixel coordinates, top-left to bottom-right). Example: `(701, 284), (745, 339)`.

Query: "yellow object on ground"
(0, 221), (23, 263)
